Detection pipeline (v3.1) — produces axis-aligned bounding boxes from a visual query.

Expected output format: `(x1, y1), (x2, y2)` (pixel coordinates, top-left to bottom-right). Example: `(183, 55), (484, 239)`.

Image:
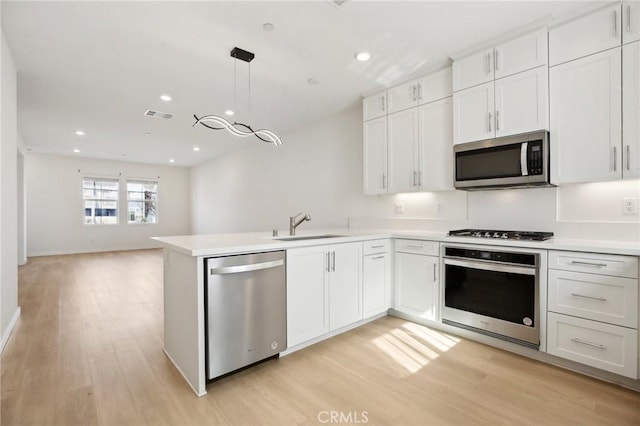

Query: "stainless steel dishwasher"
(205, 250), (286, 380)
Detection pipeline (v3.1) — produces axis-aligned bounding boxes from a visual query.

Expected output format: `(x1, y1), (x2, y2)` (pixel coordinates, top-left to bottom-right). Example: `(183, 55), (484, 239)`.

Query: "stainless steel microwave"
(454, 131), (551, 190)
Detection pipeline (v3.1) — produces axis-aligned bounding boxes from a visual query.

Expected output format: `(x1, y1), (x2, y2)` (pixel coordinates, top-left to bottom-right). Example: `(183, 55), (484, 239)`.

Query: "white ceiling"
(3, 0), (598, 167)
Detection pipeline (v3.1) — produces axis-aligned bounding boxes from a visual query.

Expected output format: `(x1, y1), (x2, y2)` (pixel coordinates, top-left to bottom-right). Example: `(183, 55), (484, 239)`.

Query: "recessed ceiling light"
(75, 130), (85, 136)
(169, 158), (175, 163)
(307, 78), (319, 85)
(122, 154), (127, 157)
(225, 110), (234, 116)
(193, 146), (200, 152)
(355, 51), (371, 61)
(263, 22), (275, 31)
(144, 132), (151, 136)
(26, 147), (33, 152)
(73, 148), (80, 153)
(160, 94), (172, 102)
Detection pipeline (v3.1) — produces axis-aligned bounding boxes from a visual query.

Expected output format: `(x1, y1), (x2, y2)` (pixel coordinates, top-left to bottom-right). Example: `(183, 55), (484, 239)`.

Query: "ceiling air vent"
(144, 109), (173, 119)
(326, 0), (350, 7)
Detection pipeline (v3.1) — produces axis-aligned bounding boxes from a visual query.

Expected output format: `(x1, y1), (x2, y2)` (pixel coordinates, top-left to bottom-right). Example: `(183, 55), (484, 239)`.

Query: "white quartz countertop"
(152, 228), (640, 257)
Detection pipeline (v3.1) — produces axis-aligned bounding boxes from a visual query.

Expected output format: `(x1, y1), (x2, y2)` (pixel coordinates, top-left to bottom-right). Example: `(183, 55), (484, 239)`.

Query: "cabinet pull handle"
(371, 244), (385, 249)
(569, 260), (608, 267)
(570, 293), (607, 302)
(371, 255), (385, 260)
(417, 84), (422, 100)
(613, 146), (617, 171)
(418, 170), (423, 186)
(381, 96), (385, 112)
(332, 251), (336, 272)
(412, 85), (417, 102)
(382, 174), (387, 189)
(407, 245), (424, 249)
(326, 252), (331, 273)
(627, 145), (631, 171)
(496, 110), (500, 131)
(433, 264), (437, 282)
(488, 112), (492, 132)
(413, 171), (417, 186)
(494, 50), (499, 71)
(486, 52), (491, 74)
(627, 5), (632, 32)
(571, 337), (606, 350)
(614, 10), (618, 37)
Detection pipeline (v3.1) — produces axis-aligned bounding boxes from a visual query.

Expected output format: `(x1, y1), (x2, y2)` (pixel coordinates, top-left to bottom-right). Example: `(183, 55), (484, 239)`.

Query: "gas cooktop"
(447, 229), (554, 241)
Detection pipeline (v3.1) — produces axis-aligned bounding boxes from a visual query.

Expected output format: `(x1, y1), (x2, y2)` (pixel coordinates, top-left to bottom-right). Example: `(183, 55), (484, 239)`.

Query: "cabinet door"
(395, 253), (438, 320)
(452, 49), (494, 91)
(549, 4), (622, 66)
(494, 29), (548, 79)
(623, 1), (640, 44)
(363, 117), (387, 194)
(418, 97), (453, 191)
(363, 92), (387, 121)
(418, 67), (452, 105)
(387, 81), (419, 114)
(494, 66), (548, 138)
(329, 242), (362, 331)
(453, 81), (494, 144)
(623, 41), (640, 179)
(550, 48), (622, 184)
(363, 253), (390, 318)
(286, 246), (329, 347)
(388, 108), (420, 193)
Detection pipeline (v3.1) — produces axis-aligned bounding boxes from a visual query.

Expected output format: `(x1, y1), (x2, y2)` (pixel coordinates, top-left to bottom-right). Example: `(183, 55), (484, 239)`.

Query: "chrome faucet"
(289, 212), (311, 235)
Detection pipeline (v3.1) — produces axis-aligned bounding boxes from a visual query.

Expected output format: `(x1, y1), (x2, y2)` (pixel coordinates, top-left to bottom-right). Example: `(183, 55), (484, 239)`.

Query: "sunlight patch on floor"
(372, 322), (461, 375)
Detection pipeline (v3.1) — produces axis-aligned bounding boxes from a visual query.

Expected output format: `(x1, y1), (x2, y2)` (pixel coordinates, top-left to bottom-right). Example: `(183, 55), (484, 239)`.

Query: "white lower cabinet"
(363, 239), (391, 318)
(394, 240), (439, 320)
(547, 250), (639, 379)
(286, 242), (362, 348)
(547, 312), (638, 379)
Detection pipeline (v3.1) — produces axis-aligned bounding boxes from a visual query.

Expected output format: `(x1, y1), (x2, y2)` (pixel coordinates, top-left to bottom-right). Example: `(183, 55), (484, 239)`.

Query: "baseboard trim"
(28, 246), (162, 258)
(0, 307), (22, 354)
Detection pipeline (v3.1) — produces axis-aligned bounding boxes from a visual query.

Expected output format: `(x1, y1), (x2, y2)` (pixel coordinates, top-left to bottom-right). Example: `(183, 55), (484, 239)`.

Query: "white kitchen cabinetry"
(547, 250), (638, 379)
(388, 81), (420, 115)
(550, 48), (622, 184)
(453, 29), (547, 91)
(623, 1), (640, 44)
(394, 239), (439, 320)
(286, 242), (363, 347)
(453, 82), (494, 144)
(549, 4), (622, 66)
(418, 98), (454, 190)
(362, 239), (391, 318)
(363, 117), (388, 194)
(388, 108), (419, 193)
(388, 68), (453, 114)
(363, 92), (387, 121)
(622, 41), (640, 179)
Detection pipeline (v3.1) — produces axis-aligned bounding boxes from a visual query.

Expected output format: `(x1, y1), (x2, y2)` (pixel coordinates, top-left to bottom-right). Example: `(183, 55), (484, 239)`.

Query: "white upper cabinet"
(623, 1), (640, 44)
(363, 117), (388, 194)
(387, 81), (420, 114)
(452, 49), (494, 92)
(363, 92), (387, 121)
(549, 4), (622, 66)
(417, 67), (453, 104)
(388, 108), (420, 193)
(550, 48), (622, 184)
(622, 41), (639, 179)
(494, 28), (548, 79)
(494, 66), (548, 137)
(453, 81), (494, 144)
(418, 97), (454, 191)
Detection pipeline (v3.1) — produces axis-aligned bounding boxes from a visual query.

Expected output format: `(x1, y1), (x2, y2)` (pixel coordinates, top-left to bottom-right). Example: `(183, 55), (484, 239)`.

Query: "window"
(127, 180), (158, 224)
(83, 177), (119, 225)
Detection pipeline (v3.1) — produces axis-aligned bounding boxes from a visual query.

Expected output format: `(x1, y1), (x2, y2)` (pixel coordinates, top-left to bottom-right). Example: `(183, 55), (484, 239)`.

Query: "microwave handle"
(521, 142), (528, 176)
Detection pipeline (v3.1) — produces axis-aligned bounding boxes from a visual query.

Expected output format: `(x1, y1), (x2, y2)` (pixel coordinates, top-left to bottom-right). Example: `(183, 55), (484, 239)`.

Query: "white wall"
(1, 29), (20, 351)
(17, 148), (26, 265)
(191, 104), (639, 242)
(25, 154), (191, 256)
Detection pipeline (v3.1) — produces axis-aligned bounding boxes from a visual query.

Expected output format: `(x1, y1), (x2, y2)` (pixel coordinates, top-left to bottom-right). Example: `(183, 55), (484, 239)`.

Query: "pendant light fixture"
(193, 47), (282, 146)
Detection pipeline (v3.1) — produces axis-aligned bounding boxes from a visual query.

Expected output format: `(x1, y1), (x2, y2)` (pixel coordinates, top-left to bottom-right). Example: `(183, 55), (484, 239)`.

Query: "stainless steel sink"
(272, 234), (345, 241)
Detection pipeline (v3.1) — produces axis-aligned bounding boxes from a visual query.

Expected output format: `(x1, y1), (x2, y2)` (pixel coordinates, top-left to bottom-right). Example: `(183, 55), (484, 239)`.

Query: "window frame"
(82, 176), (120, 226)
(126, 179), (159, 225)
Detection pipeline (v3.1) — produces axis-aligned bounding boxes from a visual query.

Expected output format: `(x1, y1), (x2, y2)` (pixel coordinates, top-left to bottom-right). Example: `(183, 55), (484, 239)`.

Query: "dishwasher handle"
(210, 259), (284, 275)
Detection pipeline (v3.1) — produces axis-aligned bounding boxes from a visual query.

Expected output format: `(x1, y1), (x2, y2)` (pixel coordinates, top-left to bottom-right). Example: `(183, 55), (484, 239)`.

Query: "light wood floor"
(2, 249), (639, 426)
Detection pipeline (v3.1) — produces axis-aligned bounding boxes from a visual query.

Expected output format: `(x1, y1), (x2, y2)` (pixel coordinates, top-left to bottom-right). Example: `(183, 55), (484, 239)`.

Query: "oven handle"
(444, 257), (536, 276)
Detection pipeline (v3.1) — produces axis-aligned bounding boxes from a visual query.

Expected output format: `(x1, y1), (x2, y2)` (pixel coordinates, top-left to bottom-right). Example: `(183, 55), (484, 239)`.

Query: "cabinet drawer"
(548, 270), (638, 328)
(394, 239), (439, 256)
(363, 239), (390, 256)
(549, 251), (638, 278)
(547, 312), (638, 379)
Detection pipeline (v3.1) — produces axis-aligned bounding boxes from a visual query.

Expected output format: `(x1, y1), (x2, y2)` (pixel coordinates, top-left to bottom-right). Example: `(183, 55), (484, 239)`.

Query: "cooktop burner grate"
(447, 229), (554, 241)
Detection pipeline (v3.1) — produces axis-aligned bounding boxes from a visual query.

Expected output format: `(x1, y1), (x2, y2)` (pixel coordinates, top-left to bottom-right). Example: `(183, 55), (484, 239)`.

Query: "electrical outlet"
(394, 203), (404, 215)
(622, 198), (638, 215)
(435, 202), (444, 215)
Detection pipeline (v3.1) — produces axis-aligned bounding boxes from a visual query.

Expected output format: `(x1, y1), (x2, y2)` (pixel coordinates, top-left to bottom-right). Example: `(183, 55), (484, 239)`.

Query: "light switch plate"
(622, 198), (638, 215)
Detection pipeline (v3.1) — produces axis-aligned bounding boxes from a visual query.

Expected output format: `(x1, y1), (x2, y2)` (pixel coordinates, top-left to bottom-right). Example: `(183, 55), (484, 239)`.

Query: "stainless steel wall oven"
(442, 245), (541, 349)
